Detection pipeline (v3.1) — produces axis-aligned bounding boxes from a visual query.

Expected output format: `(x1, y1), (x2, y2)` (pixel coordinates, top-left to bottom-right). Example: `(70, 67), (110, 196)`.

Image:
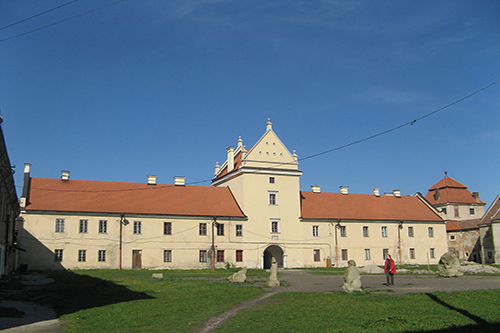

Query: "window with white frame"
(469, 208), (475, 215)
(381, 226), (388, 237)
(450, 234), (456, 240)
(408, 226), (414, 237)
(430, 248), (435, 259)
(199, 250), (207, 262)
(199, 223), (207, 236)
(235, 224), (243, 237)
(78, 250), (86, 262)
(164, 222), (172, 235)
(428, 227), (434, 238)
(236, 250), (243, 262)
(409, 248), (415, 259)
(99, 220), (107, 234)
(216, 223), (224, 236)
(55, 219), (65, 233)
(79, 219), (88, 233)
(164, 250), (172, 262)
(271, 219), (280, 234)
(54, 249), (63, 262)
(269, 177), (275, 184)
(268, 191), (278, 205)
(312, 225), (319, 237)
(383, 248), (389, 259)
(133, 221), (142, 235)
(363, 226), (369, 237)
(364, 249), (371, 260)
(341, 249), (348, 261)
(339, 225), (347, 237)
(98, 250), (106, 262)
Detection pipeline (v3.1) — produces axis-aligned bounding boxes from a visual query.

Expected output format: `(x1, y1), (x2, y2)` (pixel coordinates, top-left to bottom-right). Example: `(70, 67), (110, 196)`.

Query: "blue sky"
(1, 0), (499, 206)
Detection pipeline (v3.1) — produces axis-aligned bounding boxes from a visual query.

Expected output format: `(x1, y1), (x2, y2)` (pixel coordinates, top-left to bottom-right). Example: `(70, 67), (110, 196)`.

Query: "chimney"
(20, 163), (31, 209)
(266, 118), (273, 131)
(61, 170), (70, 181)
(147, 175), (157, 185)
(227, 146), (235, 172)
(473, 192), (480, 202)
(434, 188), (440, 201)
(373, 188), (380, 197)
(174, 176), (186, 186)
(214, 162), (220, 175)
(311, 185), (321, 193)
(340, 186), (349, 195)
(393, 189), (401, 198)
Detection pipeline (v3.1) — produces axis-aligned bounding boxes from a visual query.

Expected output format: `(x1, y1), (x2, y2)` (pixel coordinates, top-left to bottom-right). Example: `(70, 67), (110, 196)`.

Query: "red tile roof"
(26, 178), (246, 218)
(300, 192), (442, 222)
(213, 149), (244, 181)
(480, 195), (500, 225)
(425, 176), (486, 205)
(446, 219), (482, 231)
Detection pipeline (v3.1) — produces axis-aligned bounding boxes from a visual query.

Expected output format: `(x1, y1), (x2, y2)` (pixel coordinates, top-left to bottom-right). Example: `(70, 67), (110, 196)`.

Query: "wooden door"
(132, 250), (142, 269)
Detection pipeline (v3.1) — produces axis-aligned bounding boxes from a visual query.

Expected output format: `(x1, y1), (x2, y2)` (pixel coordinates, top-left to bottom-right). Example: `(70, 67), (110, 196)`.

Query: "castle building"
(18, 120), (447, 270)
(425, 174), (486, 262)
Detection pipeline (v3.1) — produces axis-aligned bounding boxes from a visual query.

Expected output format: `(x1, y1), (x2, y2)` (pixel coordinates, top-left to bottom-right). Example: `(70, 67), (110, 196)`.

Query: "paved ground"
(2, 271), (500, 332)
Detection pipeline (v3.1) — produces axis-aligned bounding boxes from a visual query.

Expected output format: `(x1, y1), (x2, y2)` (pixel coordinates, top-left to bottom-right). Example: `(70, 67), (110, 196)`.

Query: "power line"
(0, 0), (127, 43)
(188, 78), (500, 184)
(0, 0), (80, 31)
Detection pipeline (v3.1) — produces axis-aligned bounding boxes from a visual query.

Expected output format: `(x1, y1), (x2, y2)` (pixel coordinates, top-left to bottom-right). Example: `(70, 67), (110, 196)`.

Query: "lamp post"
(397, 221), (403, 267)
(211, 217), (218, 270)
(335, 220), (342, 267)
(119, 215), (129, 270)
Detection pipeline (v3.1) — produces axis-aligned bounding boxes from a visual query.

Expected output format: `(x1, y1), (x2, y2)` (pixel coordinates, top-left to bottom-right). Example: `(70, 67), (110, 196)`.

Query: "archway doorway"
(263, 245), (284, 269)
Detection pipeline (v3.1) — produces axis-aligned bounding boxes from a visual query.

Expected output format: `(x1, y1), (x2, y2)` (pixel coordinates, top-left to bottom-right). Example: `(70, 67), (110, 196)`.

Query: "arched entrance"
(263, 245), (284, 269)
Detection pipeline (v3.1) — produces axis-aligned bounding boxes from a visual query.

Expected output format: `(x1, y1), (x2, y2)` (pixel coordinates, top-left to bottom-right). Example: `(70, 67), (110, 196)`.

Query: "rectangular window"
(269, 177), (275, 184)
(236, 250), (243, 262)
(364, 249), (371, 260)
(164, 250), (172, 262)
(236, 224), (243, 237)
(271, 219), (280, 234)
(430, 248), (435, 259)
(199, 223), (207, 236)
(133, 221), (142, 235)
(313, 249), (321, 262)
(216, 223), (224, 236)
(363, 226), (369, 237)
(217, 250), (224, 262)
(79, 219), (88, 233)
(341, 249), (348, 261)
(381, 226), (388, 238)
(409, 248), (415, 259)
(408, 226), (414, 237)
(54, 249), (63, 262)
(488, 251), (493, 259)
(269, 191), (278, 205)
(469, 208), (475, 215)
(339, 225), (347, 237)
(98, 250), (106, 262)
(99, 220), (108, 234)
(78, 250), (86, 262)
(383, 248), (389, 259)
(312, 225), (319, 237)
(164, 222), (172, 235)
(454, 206), (460, 218)
(55, 219), (65, 233)
(199, 250), (207, 262)
(428, 227), (434, 238)
(450, 235), (456, 240)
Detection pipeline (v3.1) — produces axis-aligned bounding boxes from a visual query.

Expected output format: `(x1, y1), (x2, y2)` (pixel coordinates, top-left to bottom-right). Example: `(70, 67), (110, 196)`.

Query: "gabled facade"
(19, 120), (447, 270)
(478, 195), (500, 264)
(425, 174), (487, 262)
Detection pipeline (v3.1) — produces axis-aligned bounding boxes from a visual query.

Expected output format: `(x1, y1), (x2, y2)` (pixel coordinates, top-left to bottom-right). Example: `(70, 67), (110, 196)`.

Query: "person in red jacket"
(384, 254), (396, 285)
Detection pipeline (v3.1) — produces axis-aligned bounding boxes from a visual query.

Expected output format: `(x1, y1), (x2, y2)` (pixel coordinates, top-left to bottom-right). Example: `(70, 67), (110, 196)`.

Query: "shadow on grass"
(5, 270), (154, 317)
(424, 292), (500, 332)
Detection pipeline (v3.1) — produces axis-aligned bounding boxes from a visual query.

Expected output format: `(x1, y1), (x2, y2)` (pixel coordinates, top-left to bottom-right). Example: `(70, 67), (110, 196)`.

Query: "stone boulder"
(438, 252), (463, 277)
(342, 260), (362, 292)
(228, 268), (247, 283)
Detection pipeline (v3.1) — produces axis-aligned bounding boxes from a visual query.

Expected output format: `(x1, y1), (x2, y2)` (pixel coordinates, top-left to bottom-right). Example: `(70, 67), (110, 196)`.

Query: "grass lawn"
(4, 269), (500, 332)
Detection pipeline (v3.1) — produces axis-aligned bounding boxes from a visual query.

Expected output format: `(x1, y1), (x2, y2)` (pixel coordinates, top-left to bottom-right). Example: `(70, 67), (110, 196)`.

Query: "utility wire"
(187, 78), (500, 185)
(0, 0), (127, 43)
(0, 0), (80, 31)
